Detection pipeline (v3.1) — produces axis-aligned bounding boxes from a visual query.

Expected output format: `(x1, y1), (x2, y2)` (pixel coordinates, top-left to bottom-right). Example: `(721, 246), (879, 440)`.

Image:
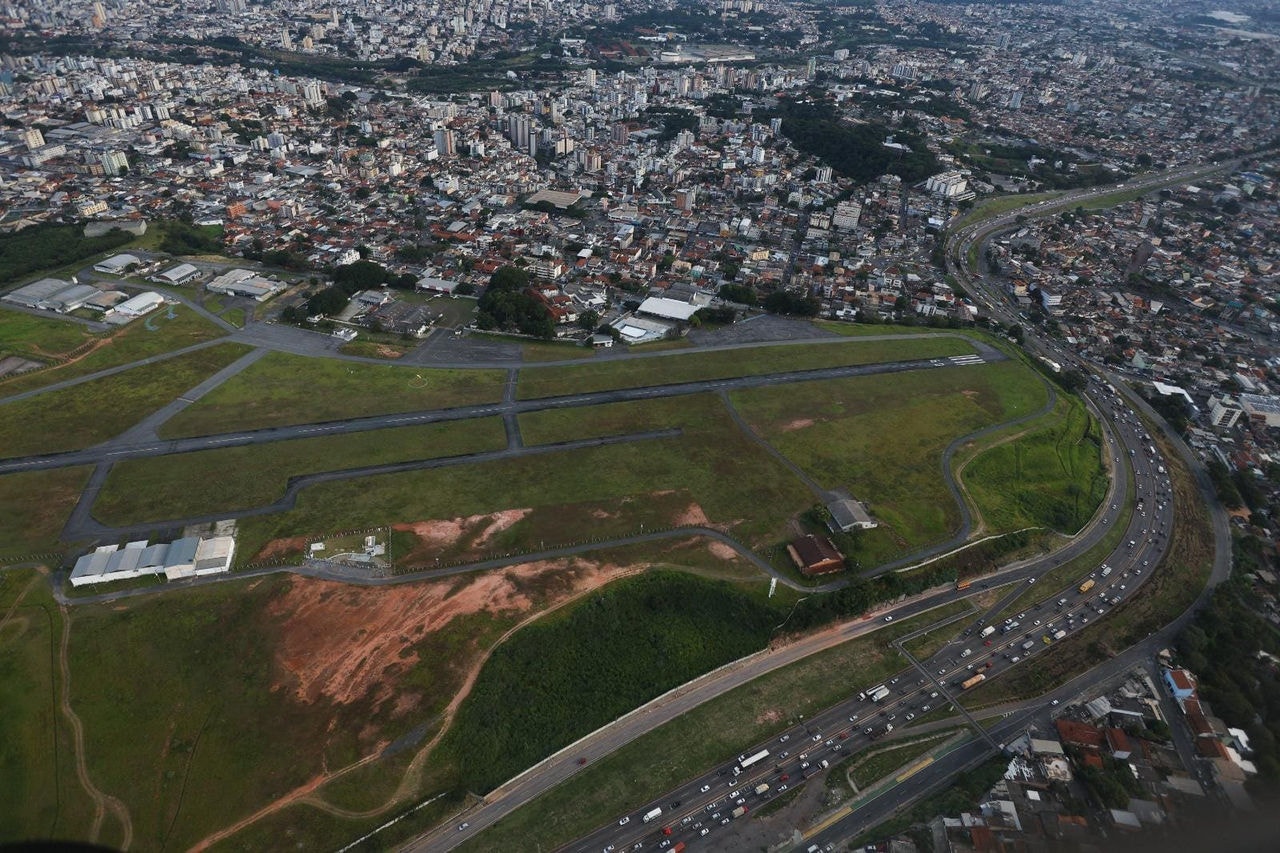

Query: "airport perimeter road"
(0, 348), (1003, 475)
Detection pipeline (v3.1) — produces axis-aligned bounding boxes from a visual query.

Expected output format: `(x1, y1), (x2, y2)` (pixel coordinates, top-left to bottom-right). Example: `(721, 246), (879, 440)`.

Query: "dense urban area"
(0, 1), (1278, 852)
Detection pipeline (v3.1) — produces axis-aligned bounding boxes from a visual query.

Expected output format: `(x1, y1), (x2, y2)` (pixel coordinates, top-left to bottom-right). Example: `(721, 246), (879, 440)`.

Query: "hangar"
(69, 535), (236, 587)
(156, 262), (200, 285)
(93, 253), (142, 275)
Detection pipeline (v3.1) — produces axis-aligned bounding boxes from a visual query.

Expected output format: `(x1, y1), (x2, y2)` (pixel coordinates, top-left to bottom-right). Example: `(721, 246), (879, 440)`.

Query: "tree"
(577, 309), (600, 331)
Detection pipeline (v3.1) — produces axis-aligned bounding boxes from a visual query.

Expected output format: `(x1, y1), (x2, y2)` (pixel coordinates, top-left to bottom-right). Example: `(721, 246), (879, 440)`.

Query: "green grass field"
(94, 418), (509, 525)
(159, 352), (508, 438)
(436, 571), (781, 793)
(811, 320), (938, 337)
(731, 361), (1049, 567)
(0, 343), (252, 458)
(0, 570), (98, 843)
(233, 393), (814, 565)
(0, 304), (227, 399)
(962, 397), (1107, 535)
(452, 600), (973, 853)
(515, 336), (975, 400)
(0, 467), (92, 560)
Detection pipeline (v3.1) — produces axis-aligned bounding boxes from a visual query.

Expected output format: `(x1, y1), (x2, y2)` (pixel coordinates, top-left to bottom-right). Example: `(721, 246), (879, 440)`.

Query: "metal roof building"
(93, 253), (142, 274)
(69, 535), (235, 587)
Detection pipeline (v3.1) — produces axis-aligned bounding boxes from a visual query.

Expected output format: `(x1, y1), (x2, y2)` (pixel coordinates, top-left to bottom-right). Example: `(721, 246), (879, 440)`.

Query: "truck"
(732, 806), (748, 819)
(955, 578), (972, 591)
(671, 844), (686, 853)
(1101, 565), (1112, 577)
(868, 685), (891, 703)
(754, 783), (770, 795)
(980, 625), (996, 638)
(643, 807), (662, 823)
(961, 673), (986, 690)
(1079, 578), (1096, 594)
(737, 749), (769, 772)
(803, 765), (822, 779)
(1053, 629), (1067, 640)
(860, 683), (886, 702)
(1021, 639), (1036, 652)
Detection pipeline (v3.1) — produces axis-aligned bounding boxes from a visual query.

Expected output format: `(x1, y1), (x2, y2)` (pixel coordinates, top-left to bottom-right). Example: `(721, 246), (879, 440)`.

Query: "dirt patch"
(375, 346), (404, 359)
(473, 509), (533, 547)
(393, 509), (532, 563)
(755, 708), (784, 726)
(268, 572), (533, 711)
(706, 540), (740, 561)
(254, 536), (309, 561)
(674, 502), (711, 527)
(266, 556), (639, 715)
(781, 418), (815, 432)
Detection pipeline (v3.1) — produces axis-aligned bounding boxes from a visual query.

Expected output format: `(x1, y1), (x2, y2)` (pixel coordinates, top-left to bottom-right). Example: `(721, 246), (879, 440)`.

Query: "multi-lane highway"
(559, 391), (1174, 853)
(406, 343), (1177, 853)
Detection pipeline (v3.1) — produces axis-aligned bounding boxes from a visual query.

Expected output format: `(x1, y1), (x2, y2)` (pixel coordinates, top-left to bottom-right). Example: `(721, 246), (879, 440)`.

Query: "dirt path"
(952, 418), (1047, 538)
(0, 571), (39, 631)
(302, 565), (647, 820)
(192, 564), (650, 848)
(58, 606), (134, 850)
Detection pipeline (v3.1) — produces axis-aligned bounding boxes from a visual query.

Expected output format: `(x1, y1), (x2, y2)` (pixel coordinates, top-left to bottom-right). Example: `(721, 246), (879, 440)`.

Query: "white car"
(700, 784), (711, 792)
(618, 817), (630, 826)
(884, 615), (894, 622)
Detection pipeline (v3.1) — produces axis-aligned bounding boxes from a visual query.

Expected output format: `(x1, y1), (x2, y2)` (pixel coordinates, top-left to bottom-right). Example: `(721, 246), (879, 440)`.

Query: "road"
(400, 169), (1240, 853)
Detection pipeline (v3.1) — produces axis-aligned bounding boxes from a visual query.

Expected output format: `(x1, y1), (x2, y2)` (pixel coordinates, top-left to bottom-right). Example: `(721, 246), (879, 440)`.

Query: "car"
(618, 817), (630, 826)
(1027, 577), (1037, 584)
(921, 704), (931, 712)
(604, 846), (614, 853)
(838, 732), (848, 740)
(711, 813), (720, 821)
(779, 734), (790, 743)
(848, 715), (859, 723)
(884, 615), (894, 622)
(670, 800), (681, 808)
(812, 733), (822, 742)
(728, 779), (737, 787)
(1034, 619), (1041, 626)
(886, 713), (896, 721)
(780, 773), (790, 782)
(864, 727), (874, 735)
(693, 821), (703, 829)
(458, 823), (470, 831)
(905, 713), (916, 721)
(735, 797), (745, 805)
(984, 639), (992, 646)
(577, 757), (588, 765)
(800, 761), (810, 770)
(1120, 584), (1127, 590)
(700, 784), (711, 793)
(779, 751), (789, 759)
(825, 739), (834, 747)
(778, 784), (789, 792)
(1050, 699), (1060, 706)
(700, 828), (710, 837)
(930, 691), (939, 698)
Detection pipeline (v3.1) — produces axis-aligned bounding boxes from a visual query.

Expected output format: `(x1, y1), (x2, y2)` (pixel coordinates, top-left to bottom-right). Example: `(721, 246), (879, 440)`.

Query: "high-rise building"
(433, 128), (456, 157)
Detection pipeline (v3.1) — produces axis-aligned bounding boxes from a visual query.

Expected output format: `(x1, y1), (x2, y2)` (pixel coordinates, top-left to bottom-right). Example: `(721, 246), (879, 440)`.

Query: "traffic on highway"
(569, 395), (1173, 853)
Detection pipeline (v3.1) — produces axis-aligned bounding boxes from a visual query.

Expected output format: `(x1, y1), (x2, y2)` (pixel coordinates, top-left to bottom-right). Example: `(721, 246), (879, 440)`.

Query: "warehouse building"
(156, 262), (201, 285)
(69, 535), (236, 587)
(2, 277), (104, 313)
(206, 268), (284, 301)
(93, 253), (142, 275)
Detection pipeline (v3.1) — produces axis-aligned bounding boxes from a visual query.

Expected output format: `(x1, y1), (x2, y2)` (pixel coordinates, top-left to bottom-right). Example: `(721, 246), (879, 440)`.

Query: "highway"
(402, 167), (1242, 853)
(403, 356), (1172, 853)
